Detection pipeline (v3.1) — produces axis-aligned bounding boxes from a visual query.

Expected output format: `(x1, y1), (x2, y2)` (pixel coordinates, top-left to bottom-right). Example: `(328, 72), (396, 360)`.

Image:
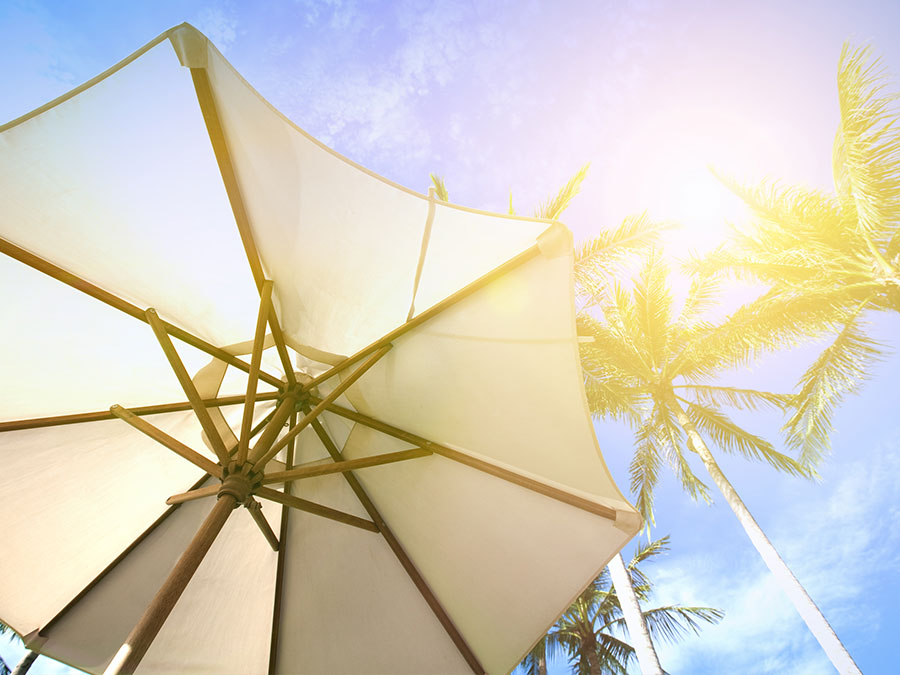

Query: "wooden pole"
(104, 493), (238, 675)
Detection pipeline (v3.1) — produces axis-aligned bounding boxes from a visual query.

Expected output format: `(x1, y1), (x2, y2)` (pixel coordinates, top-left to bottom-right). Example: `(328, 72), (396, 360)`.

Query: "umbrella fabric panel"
(203, 41), (428, 359)
(0, 37), (260, 348)
(38, 477), (281, 675)
(343, 251), (626, 501)
(338, 426), (634, 675)
(409, 203), (547, 318)
(275, 432), (471, 674)
(0, 255), (217, 421)
(0, 412), (209, 637)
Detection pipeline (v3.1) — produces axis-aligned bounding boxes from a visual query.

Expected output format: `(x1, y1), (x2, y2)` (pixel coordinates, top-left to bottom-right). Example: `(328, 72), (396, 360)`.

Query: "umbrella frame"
(0, 62), (629, 675)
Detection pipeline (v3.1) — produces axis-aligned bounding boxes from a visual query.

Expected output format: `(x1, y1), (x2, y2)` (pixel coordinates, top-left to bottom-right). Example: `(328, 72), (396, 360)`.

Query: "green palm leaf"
(682, 400), (810, 477)
(783, 306), (886, 466)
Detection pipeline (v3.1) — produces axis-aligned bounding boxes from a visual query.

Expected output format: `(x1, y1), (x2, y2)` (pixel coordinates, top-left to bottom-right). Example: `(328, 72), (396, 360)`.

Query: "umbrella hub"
(218, 464), (262, 506)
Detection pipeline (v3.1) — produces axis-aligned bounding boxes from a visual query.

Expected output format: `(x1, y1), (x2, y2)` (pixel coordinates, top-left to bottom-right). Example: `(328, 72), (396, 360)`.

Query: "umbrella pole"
(104, 491), (239, 675)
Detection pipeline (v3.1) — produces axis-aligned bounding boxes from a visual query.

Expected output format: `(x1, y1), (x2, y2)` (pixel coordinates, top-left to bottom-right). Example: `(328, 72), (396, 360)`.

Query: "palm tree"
(430, 168), (667, 673)
(519, 536), (722, 675)
(578, 251), (862, 673)
(698, 43), (900, 470)
(0, 625), (38, 675)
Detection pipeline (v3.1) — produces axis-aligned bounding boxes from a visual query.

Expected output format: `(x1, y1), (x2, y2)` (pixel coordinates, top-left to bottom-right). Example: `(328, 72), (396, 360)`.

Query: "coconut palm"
(578, 251), (861, 673)
(697, 43), (900, 470)
(430, 168), (667, 673)
(0, 625), (37, 675)
(519, 536), (722, 675)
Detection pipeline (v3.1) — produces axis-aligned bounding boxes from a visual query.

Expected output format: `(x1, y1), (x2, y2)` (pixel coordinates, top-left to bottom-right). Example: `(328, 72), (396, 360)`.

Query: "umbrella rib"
(111, 405), (223, 478)
(268, 411), (296, 674)
(301, 243), (542, 393)
(0, 392), (280, 433)
(256, 486), (378, 532)
(189, 68), (297, 390)
(146, 308), (232, 466)
(239, 280), (273, 465)
(306, 415), (485, 675)
(38, 410), (276, 640)
(261, 447), (432, 485)
(245, 498), (280, 551)
(166, 484), (219, 505)
(0, 235), (283, 388)
(250, 344), (392, 471)
(311, 398), (619, 522)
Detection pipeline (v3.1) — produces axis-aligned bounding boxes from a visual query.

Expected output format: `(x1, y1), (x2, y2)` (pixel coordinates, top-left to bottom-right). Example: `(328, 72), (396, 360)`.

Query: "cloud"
(195, 6), (238, 53)
(649, 435), (900, 673)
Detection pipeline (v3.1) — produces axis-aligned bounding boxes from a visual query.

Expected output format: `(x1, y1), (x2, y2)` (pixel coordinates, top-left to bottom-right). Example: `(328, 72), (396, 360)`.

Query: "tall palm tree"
(579, 251), (862, 673)
(0, 625), (38, 675)
(430, 168), (667, 673)
(698, 43), (900, 469)
(519, 536), (722, 675)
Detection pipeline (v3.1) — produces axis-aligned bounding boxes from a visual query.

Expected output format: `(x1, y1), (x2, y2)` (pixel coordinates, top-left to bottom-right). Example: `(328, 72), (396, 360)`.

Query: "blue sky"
(1, 1), (899, 673)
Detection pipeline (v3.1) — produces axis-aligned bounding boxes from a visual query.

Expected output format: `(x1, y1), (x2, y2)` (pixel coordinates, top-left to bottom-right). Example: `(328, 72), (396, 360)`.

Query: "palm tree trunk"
(667, 396), (861, 675)
(11, 650), (38, 675)
(607, 553), (664, 674)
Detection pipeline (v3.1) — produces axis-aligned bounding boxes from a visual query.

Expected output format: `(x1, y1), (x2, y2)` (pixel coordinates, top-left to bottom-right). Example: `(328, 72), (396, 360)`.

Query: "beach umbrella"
(0, 24), (641, 675)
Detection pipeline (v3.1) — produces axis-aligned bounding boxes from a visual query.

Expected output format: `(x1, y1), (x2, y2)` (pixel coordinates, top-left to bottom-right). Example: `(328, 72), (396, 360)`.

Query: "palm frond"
(784, 306), (886, 466)
(641, 605), (725, 644)
(674, 384), (791, 411)
(629, 419), (663, 523)
(535, 163), (590, 220)
(834, 43), (900, 253)
(575, 213), (667, 298)
(429, 173), (449, 202)
(654, 404), (712, 504)
(633, 252), (673, 369)
(684, 400), (810, 477)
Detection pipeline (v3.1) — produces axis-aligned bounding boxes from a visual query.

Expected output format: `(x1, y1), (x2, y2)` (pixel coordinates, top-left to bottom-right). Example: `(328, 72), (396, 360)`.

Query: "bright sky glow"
(2, 1), (899, 674)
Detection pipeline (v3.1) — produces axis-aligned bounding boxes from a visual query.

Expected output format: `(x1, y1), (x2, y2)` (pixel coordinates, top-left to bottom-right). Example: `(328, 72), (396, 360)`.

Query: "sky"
(1, 0), (899, 673)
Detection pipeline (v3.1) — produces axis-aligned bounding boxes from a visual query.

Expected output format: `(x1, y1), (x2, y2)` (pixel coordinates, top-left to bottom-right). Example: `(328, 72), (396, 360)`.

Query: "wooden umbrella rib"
(146, 308), (231, 466)
(311, 398), (619, 522)
(306, 415), (485, 674)
(268, 411), (296, 674)
(247, 393), (299, 468)
(166, 484), (219, 505)
(255, 486), (378, 532)
(246, 498), (280, 551)
(239, 281), (273, 464)
(0, 235), (283, 389)
(301, 243), (541, 392)
(190, 67), (265, 290)
(0, 392), (280, 433)
(252, 344), (391, 471)
(39, 412), (276, 639)
(190, 69), (297, 389)
(262, 447), (431, 485)
(111, 405), (222, 478)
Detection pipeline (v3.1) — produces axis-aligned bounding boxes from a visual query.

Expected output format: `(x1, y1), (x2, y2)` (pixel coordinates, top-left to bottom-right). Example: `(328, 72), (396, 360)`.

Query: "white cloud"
(195, 6), (238, 53)
(649, 436), (900, 673)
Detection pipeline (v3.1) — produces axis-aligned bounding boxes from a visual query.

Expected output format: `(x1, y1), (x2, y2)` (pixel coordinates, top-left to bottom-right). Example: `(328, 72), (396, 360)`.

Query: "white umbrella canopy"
(0, 24), (641, 675)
